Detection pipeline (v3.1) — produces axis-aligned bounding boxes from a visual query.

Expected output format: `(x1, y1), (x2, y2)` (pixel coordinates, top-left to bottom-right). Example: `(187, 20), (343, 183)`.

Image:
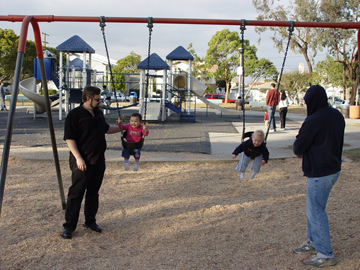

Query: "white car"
(101, 91), (129, 103)
(328, 96), (345, 108)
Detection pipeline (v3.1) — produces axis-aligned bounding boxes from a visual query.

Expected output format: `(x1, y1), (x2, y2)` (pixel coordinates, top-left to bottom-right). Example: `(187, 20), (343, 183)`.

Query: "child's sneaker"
(124, 162), (130, 171)
(240, 172), (245, 179)
(250, 172), (257, 179)
(133, 163), (139, 171)
(303, 256), (336, 267)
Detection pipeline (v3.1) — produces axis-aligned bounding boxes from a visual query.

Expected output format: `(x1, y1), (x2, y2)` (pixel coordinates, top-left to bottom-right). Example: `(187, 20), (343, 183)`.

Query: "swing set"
(99, 16), (153, 154)
(0, 15), (360, 215)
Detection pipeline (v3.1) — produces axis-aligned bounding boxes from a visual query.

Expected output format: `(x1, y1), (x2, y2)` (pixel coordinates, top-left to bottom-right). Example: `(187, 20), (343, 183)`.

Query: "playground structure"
(0, 15), (360, 215)
(23, 33), (235, 122)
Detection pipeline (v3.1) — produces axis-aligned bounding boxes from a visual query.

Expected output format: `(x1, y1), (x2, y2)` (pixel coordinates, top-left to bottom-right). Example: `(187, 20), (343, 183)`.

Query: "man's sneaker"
(303, 256), (336, 268)
(250, 172), (256, 179)
(124, 162), (130, 171)
(293, 241), (317, 254)
(133, 163), (139, 171)
(240, 172), (245, 179)
(269, 129), (275, 132)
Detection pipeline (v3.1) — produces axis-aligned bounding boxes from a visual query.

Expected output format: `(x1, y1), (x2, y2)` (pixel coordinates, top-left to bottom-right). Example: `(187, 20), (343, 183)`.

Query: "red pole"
(1, 15), (360, 29)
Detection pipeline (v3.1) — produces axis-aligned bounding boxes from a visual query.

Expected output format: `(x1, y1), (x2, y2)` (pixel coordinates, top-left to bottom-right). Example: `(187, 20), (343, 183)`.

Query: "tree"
(187, 43), (206, 81)
(252, 0), (323, 74)
(205, 29), (242, 102)
(112, 51), (141, 92)
(205, 28), (278, 101)
(0, 28), (37, 82)
(310, 55), (351, 99)
(318, 0), (360, 104)
(0, 29), (19, 82)
(281, 70), (311, 105)
(205, 29), (258, 102)
(245, 58), (279, 90)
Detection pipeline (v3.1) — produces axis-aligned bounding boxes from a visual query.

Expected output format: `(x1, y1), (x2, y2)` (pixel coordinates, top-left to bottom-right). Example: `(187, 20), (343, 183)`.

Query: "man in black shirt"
(61, 85), (121, 239)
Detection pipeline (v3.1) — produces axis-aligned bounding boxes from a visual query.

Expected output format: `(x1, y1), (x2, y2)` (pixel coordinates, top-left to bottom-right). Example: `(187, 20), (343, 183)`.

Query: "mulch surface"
(0, 156), (359, 269)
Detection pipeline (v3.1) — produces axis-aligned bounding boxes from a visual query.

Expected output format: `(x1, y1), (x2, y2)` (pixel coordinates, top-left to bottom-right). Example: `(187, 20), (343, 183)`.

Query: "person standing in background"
(278, 90), (293, 130)
(266, 83), (279, 132)
(0, 82), (8, 111)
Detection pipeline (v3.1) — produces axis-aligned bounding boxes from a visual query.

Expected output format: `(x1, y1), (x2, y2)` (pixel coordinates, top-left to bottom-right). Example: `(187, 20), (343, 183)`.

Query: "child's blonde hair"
(252, 130), (265, 140)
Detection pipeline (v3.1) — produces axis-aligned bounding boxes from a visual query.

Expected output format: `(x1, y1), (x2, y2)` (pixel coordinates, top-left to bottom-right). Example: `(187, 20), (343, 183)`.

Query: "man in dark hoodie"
(292, 85), (345, 268)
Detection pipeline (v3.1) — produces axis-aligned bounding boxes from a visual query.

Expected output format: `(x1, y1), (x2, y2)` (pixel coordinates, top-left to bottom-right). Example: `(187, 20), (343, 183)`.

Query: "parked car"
(328, 96), (345, 108)
(204, 93), (236, 103)
(101, 91), (129, 103)
(150, 93), (161, 102)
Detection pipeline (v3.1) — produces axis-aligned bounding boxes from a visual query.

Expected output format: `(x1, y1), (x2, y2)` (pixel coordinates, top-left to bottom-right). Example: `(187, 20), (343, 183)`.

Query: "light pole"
(237, 48), (243, 99)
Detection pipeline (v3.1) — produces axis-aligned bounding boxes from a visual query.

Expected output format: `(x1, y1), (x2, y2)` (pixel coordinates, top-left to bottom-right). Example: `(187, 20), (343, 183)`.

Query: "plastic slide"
(19, 78), (61, 114)
(190, 76), (242, 115)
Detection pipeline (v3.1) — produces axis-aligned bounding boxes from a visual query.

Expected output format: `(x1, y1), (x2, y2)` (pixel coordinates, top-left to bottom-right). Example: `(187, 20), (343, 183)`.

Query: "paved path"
(1, 106), (359, 162)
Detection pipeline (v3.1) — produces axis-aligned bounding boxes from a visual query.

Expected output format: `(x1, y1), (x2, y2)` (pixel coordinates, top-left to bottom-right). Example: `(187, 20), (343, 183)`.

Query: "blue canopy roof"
(166, 46), (194, 60)
(62, 58), (89, 71)
(137, 53), (169, 70)
(56, 35), (95, 53)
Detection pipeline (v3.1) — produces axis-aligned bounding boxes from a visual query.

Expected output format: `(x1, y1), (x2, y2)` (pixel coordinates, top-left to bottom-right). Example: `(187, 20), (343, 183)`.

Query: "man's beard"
(91, 103), (99, 110)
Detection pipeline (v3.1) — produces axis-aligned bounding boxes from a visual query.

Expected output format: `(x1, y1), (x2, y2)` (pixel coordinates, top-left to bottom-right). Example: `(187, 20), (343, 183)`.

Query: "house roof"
(56, 35), (95, 53)
(166, 46), (194, 60)
(70, 53), (117, 66)
(137, 53), (169, 70)
(251, 82), (276, 90)
(62, 58), (89, 71)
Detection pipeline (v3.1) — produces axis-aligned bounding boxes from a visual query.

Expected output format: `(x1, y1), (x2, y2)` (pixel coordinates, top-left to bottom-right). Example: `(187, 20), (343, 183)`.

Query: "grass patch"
(343, 148), (360, 162)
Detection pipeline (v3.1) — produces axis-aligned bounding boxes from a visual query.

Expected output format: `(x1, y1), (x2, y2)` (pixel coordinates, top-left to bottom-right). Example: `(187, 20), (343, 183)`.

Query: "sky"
(0, 0), (327, 75)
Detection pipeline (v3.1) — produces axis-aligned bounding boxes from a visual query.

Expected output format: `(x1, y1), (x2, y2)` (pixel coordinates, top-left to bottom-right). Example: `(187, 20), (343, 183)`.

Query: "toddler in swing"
(117, 113), (149, 171)
(232, 129), (269, 179)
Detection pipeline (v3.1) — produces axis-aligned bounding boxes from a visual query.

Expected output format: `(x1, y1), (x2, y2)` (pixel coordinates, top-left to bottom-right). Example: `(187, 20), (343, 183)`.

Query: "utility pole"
(42, 32), (49, 47)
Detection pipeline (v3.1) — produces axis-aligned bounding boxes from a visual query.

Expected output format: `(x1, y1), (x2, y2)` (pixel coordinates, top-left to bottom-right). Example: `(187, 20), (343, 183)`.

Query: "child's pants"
(236, 153), (262, 173)
(122, 148), (141, 160)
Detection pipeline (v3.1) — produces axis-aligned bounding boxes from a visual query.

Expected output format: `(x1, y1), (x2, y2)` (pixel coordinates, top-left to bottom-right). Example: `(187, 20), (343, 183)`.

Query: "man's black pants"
(63, 161), (106, 231)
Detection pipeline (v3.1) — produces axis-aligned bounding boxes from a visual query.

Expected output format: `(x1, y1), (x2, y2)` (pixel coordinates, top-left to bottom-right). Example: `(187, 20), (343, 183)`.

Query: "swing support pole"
(0, 16), (66, 216)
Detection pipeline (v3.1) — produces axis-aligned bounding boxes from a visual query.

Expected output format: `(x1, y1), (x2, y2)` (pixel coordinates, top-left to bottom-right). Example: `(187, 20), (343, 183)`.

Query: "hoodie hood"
(304, 85), (328, 116)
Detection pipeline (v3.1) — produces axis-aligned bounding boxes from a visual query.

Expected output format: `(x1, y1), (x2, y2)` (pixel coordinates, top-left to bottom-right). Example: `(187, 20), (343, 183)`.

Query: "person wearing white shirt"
(278, 90), (293, 130)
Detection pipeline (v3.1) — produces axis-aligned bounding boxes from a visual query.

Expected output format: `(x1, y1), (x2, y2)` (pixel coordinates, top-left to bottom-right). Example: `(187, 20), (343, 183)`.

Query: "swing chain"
(265, 21), (295, 141)
(99, 16), (122, 121)
(99, 16), (106, 30)
(240, 20), (247, 141)
(143, 17), (153, 123)
(288, 20), (295, 34)
(277, 21), (294, 89)
(240, 19), (246, 32)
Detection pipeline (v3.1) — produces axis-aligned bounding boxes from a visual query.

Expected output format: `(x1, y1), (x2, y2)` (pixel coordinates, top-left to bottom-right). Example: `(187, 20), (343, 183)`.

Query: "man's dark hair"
(82, 85), (101, 102)
(271, 83), (276, 88)
(131, 112), (142, 122)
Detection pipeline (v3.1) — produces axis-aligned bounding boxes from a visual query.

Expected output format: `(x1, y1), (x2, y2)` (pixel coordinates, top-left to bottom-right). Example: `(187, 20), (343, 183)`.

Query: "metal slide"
(190, 76), (242, 115)
(144, 101), (162, 121)
(19, 77), (62, 114)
